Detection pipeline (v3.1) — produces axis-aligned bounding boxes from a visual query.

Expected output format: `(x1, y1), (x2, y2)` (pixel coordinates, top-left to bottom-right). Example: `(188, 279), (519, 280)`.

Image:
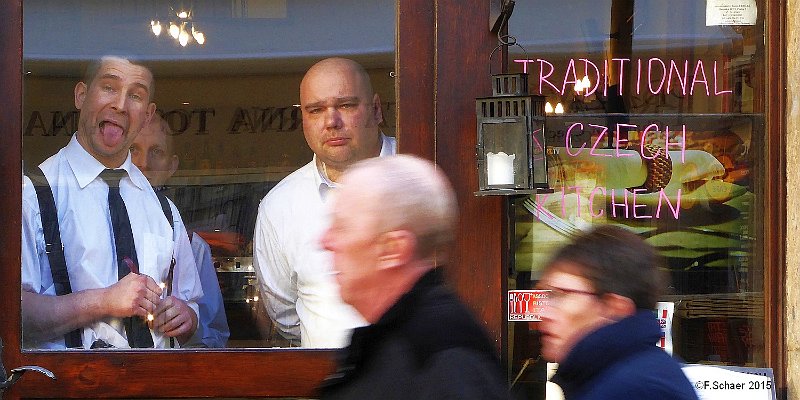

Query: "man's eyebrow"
(130, 81), (151, 94)
(304, 96), (361, 109)
(97, 74), (151, 93)
(335, 96), (361, 104)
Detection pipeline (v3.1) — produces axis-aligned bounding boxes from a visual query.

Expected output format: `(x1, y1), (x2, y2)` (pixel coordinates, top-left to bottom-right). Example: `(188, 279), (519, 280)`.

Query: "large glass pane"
(22, 0), (395, 350)
(507, 0), (765, 396)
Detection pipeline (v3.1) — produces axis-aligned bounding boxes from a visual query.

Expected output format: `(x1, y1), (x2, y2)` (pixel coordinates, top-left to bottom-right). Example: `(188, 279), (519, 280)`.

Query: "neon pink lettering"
(630, 188), (652, 219)
(691, 60), (710, 96)
(532, 128), (545, 162)
(640, 124), (660, 150)
(668, 59), (689, 96)
(655, 189), (681, 219)
(589, 125), (612, 157)
(609, 189), (629, 218)
(665, 125), (687, 162)
(714, 61), (733, 95)
(615, 124), (637, 157)
(589, 187), (606, 217)
(568, 186), (583, 217)
(580, 59), (601, 96)
(613, 58), (630, 95)
(589, 186), (606, 218)
(648, 58), (666, 95)
(636, 59), (642, 95)
(565, 123), (586, 156)
(538, 59), (560, 94)
(562, 59), (580, 95)
(513, 59), (535, 74)
(534, 192), (551, 217)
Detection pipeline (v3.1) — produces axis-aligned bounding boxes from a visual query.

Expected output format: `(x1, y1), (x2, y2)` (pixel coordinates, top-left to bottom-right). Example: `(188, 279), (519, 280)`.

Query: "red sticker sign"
(508, 290), (550, 321)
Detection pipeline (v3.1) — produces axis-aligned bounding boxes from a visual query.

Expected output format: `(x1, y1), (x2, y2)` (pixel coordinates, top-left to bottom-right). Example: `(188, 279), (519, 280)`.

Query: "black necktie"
(100, 169), (154, 348)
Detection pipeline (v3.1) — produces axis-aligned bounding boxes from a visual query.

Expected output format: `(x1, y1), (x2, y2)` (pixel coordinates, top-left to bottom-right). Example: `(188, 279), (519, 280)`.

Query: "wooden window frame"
(0, 0), (784, 397)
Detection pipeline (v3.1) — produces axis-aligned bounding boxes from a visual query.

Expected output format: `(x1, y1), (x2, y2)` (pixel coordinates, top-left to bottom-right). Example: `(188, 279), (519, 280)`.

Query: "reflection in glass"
(22, 0), (395, 349)
(506, 0), (766, 393)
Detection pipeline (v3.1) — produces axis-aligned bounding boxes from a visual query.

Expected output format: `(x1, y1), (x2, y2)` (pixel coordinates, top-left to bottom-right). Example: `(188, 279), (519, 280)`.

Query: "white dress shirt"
(21, 135), (203, 349)
(253, 134), (396, 348)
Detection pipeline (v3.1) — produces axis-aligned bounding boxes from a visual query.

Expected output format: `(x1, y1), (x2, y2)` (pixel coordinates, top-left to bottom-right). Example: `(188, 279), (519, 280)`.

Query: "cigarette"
(147, 313), (154, 322)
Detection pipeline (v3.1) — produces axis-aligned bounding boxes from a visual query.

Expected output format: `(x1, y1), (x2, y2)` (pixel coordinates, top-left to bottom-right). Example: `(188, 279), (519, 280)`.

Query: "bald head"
(341, 155), (457, 261)
(299, 57), (384, 182)
(321, 155), (457, 322)
(300, 57), (374, 100)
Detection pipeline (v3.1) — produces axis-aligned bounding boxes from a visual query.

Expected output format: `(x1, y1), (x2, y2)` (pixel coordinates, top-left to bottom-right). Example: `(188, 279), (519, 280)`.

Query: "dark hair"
(543, 224), (664, 309)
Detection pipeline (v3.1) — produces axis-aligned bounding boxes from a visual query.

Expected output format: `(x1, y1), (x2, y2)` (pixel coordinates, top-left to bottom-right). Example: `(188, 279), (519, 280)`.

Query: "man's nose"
(111, 91), (128, 112)
(323, 109), (342, 129)
(131, 152), (147, 171)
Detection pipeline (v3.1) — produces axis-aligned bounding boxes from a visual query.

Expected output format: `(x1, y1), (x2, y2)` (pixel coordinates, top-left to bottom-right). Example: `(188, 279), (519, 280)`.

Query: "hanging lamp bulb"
(169, 22), (180, 39)
(179, 27), (190, 46)
(151, 20), (162, 36)
(192, 26), (205, 45)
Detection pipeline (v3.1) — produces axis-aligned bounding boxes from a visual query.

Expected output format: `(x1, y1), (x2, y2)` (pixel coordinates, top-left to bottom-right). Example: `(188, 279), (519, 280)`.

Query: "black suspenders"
(29, 167), (82, 348)
(29, 167), (175, 348)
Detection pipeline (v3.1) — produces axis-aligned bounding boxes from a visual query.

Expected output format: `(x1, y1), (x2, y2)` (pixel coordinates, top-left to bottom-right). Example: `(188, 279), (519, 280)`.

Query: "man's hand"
(151, 296), (198, 344)
(105, 273), (163, 319)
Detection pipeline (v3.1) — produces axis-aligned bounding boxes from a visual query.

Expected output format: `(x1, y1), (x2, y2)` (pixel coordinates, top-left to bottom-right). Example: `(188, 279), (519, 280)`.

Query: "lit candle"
(486, 151), (516, 186)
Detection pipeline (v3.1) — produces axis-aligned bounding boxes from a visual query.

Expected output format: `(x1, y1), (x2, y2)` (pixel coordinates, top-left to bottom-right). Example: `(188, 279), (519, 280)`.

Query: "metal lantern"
(475, 73), (548, 195)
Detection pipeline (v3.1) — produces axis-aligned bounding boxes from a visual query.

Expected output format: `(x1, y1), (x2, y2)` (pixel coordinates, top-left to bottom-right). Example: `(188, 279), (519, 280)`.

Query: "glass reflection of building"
(22, 0), (396, 349)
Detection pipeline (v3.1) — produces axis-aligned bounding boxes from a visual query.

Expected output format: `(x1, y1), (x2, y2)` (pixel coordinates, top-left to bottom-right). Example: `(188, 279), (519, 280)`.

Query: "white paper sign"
(706, 0), (757, 26)
(682, 365), (775, 400)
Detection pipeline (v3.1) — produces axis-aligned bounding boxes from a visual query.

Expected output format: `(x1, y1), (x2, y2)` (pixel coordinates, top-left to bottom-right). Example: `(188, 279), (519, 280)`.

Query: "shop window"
(21, 0), (395, 350)
(507, 0), (766, 392)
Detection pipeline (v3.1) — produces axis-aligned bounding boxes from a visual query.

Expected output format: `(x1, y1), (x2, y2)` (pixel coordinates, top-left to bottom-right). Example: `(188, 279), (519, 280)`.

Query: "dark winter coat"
(552, 309), (699, 400)
(319, 268), (513, 400)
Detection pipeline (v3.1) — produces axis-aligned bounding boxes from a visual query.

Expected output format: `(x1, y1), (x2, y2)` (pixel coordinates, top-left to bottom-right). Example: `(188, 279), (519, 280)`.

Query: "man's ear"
(74, 82), (87, 109)
(377, 230), (415, 270)
(600, 293), (636, 321)
(145, 103), (157, 125)
(168, 155), (179, 178)
(371, 93), (384, 125)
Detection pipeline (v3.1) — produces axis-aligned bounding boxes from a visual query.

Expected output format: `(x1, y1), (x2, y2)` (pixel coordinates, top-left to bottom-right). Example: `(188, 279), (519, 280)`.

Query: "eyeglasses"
(540, 286), (598, 305)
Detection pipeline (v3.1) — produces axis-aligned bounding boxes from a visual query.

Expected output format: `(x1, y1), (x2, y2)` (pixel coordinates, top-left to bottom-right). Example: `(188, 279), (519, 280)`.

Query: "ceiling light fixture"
(150, 7), (206, 47)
